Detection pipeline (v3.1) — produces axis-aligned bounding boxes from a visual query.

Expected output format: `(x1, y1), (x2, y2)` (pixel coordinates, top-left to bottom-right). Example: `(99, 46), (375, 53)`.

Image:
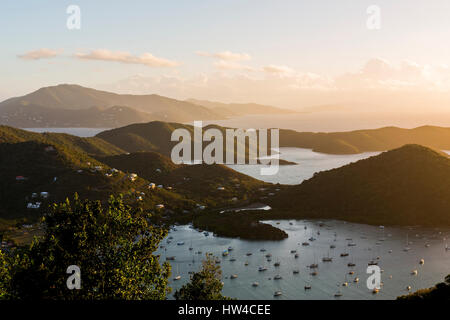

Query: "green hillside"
(96, 121), (275, 162)
(269, 144), (450, 226)
(98, 151), (269, 207)
(0, 141), (196, 227)
(0, 126), (125, 157)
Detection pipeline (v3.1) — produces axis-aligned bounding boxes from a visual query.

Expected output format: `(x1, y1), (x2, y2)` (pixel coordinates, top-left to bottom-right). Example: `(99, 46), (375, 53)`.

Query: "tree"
(0, 249), (11, 299)
(174, 254), (229, 300)
(3, 194), (171, 300)
(397, 274), (450, 300)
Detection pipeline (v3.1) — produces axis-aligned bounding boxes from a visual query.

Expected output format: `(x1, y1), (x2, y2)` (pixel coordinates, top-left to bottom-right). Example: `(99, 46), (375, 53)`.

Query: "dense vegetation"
(99, 151), (269, 206)
(269, 144), (450, 226)
(0, 140), (194, 226)
(174, 254), (229, 300)
(397, 275), (450, 300)
(193, 210), (288, 240)
(0, 195), (171, 299)
(0, 126), (277, 242)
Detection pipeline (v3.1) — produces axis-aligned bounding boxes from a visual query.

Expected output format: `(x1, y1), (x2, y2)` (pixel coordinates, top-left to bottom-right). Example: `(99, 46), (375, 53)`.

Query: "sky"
(2, 0), (450, 110)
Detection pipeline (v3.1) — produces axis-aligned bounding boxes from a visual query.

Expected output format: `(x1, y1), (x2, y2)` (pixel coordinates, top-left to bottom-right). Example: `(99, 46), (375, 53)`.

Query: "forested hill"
(279, 125), (450, 154)
(269, 144), (450, 226)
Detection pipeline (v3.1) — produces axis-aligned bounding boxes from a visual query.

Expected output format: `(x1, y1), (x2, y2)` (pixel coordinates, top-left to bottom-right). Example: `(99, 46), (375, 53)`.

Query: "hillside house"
(129, 173), (138, 182)
(27, 202), (41, 209)
(155, 204), (165, 209)
(148, 183), (156, 189)
(40, 192), (49, 198)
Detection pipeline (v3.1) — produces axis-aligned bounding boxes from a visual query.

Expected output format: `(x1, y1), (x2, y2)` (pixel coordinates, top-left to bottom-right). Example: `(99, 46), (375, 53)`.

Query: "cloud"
(98, 58), (450, 111)
(75, 49), (180, 67)
(262, 65), (294, 76)
(213, 60), (257, 72)
(196, 50), (251, 61)
(18, 48), (62, 60)
(335, 58), (450, 90)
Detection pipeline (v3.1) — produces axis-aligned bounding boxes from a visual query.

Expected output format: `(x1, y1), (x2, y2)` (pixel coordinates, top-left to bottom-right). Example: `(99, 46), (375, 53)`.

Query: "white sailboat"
(403, 233), (411, 252)
(174, 265), (181, 280)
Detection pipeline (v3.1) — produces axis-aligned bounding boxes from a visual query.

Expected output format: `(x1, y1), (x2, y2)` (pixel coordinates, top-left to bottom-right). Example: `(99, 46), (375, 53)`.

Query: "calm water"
(158, 221), (450, 300)
(227, 148), (380, 185)
(24, 127), (108, 137)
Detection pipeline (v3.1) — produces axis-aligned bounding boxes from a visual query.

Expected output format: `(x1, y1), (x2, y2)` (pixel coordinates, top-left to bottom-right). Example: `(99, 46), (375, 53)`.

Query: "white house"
(40, 192), (49, 198)
(148, 183), (156, 189)
(155, 204), (165, 209)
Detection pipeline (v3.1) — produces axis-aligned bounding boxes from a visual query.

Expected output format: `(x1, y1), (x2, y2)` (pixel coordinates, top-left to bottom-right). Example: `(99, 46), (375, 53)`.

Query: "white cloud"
(18, 48), (62, 60)
(196, 50), (251, 61)
(75, 49), (180, 67)
(213, 60), (257, 72)
(262, 65), (295, 76)
(97, 58), (450, 111)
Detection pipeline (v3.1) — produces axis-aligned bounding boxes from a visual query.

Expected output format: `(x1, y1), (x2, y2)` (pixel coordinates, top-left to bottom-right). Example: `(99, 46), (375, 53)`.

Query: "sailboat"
(174, 265), (181, 280)
(322, 250), (332, 262)
(403, 233), (411, 252)
(258, 266), (267, 272)
(334, 290), (343, 297)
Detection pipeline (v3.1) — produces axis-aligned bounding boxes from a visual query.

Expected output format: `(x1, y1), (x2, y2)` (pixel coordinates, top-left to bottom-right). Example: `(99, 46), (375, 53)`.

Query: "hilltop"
(269, 144), (450, 226)
(0, 84), (223, 127)
(0, 85), (297, 128)
(96, 121), (277, 163)
(0, 125), (125, 157)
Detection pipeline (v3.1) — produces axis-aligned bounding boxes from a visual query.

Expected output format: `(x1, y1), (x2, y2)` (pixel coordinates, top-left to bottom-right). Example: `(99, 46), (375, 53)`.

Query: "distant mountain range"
(280, 125), (450, 154)
(269, 144), (450, 226)
(0, 84), (292, 128)
(187, 99), (294, 117)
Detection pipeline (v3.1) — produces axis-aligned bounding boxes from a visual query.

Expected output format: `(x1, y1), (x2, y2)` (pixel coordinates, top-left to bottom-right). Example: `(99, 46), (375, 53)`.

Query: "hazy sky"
(2, 1), (450, 110)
